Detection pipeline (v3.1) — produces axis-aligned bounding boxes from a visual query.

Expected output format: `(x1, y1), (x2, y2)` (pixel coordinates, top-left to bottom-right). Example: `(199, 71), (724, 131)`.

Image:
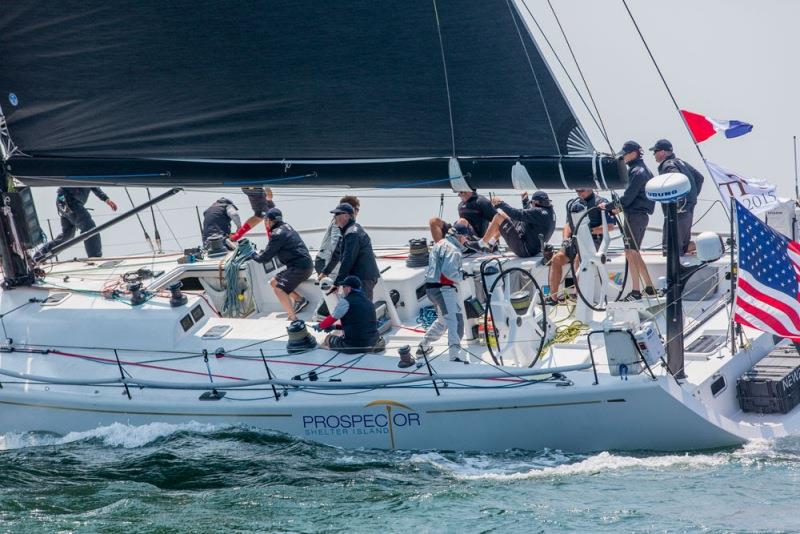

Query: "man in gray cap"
(600, 141), (657, 301)
(318, 202), (380, 300)
(249, 207), (314, 320)
(650, 139), (705, 256)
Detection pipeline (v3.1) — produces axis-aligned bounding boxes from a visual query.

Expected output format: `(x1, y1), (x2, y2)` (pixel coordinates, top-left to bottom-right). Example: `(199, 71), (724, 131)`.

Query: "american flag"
(734, 200), (800, 339)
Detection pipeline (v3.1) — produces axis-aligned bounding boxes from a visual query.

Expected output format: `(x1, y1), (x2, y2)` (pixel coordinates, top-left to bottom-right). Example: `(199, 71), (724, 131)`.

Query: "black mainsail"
(0, 0), (624, 189)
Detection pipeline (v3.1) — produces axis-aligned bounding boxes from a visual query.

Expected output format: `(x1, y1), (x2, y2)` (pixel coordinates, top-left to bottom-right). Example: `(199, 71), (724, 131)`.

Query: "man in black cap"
(318, 202), (381, 300)
(231, 186), (275, 241)
(202, 197), (242, 246)
(429, 189), (496, 242)
(34, 187), (118, 260)
(314, 275), (382, 354)
(249, 208), (314, 320)
(478, 191), (556, 257)
(650, 139), (705, 256)
(600, 141), (656, 301)
(546, 188), (616, 305)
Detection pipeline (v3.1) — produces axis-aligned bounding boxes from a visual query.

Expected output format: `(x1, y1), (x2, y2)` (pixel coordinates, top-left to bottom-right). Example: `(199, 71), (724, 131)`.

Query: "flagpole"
(793, 135), (798, 201)
(620, 0), (706, 163)
(729, 195), (737, 355)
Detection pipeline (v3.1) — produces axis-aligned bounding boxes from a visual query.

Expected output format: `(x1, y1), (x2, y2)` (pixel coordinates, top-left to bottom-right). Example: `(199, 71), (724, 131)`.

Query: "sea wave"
(0, 421), (226, 450)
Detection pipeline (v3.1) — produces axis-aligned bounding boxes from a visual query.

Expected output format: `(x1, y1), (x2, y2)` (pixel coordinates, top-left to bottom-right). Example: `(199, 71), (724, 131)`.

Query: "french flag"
(680, 109), (753, 143)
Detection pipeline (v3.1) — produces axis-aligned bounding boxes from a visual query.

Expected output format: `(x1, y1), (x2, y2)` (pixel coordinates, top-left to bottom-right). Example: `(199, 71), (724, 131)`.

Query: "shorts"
(442, 221), (478, 239)
(241, 187), (270, 217)
(622, 211), (649, 251)
(500, 219), (535, 257)
(274, 265), (313, 294)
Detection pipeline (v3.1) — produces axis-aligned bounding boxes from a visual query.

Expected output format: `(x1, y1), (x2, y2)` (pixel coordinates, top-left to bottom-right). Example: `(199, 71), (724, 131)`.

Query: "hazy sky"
(27, 0), (799, 257)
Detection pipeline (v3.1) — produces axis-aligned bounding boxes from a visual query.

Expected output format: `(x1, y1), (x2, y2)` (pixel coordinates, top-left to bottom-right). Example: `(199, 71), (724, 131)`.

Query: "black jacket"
(57, 187), (109, 206)
(323, 219), (381, 284)
(341, 289), (379, 349)
(253, 221), (313, 269)
(497, 201), (556, 254)
(658, 154), (704, 212)
(202, 198), (238, 240)
(458, 193), (496, 237)
(620, 158), (656, 214)
(567, 192), (616, 231)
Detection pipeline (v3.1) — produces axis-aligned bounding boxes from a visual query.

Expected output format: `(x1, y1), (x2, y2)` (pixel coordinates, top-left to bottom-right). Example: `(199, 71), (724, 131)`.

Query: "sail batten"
(0, 0), (624, 188)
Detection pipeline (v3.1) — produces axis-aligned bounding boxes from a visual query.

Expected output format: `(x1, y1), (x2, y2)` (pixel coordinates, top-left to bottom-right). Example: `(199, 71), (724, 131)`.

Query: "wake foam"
(411, 449), (731, 481)
(0, 421), (226, 450)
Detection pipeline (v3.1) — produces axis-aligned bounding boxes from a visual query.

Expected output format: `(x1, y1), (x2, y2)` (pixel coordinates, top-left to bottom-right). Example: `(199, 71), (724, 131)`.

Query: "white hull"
(0, 244), (793, 453)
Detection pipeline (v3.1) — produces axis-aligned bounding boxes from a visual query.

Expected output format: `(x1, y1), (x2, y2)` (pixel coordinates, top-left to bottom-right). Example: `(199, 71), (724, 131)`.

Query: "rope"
(539, 320), (587, 355)
(543, 0), (614, 153)
(431, 0), (457, 157)
(506, 0), (562, 160)
(416, 305), (438, 329)
(222, 239), (255, 317)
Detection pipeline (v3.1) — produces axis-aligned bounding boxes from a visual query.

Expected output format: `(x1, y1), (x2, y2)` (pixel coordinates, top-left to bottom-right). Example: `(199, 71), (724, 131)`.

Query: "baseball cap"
(531, 191), (550, 202)
(616, 140), (642, 157)
(340, 275), (362, 289)
(330, 203), (355, 215)
(649, 139), (673, 152)
(265, 207), (282, 221)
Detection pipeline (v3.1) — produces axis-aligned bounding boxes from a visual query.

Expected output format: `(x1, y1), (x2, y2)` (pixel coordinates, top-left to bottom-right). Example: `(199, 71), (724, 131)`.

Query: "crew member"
(601, 141), (657, 301)
(231, 187), (275, 241)
(479, 191), (556, 257)
(249, 208), (314, 320)
(429, 189), (496, 242)
(315, 195), (360, 275)
(546, 188), (616, 305)
(201, 197), (242, 245)
(318, 202), (380, 300)
(650, 139), (705, 255)
(416, 223), (471, 363)
(314, 275), (382, 354)
(34, 187), (118, 261)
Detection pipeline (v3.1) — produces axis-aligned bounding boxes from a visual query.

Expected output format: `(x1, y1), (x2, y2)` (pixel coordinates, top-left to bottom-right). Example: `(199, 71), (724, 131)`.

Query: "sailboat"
(0, 0), (793, 453)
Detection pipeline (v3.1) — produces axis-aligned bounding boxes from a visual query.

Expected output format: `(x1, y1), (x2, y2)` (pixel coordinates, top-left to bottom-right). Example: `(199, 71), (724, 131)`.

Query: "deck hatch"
(686, 334), (727, 353)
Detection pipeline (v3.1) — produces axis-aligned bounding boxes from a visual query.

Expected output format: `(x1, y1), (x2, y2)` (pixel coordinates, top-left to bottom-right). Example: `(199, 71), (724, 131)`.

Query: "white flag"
(706, 160), (778, 214)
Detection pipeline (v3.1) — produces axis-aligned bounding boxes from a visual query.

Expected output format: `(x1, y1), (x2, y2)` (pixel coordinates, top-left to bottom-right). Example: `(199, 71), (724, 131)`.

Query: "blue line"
(221, 174), (315, 186)
(375, 177), (453, 189)
(64, 173), (169, 180)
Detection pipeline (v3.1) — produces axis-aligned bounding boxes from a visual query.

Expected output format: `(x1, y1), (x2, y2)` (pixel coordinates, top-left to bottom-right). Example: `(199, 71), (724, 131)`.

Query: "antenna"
(794, 135), (798, 200)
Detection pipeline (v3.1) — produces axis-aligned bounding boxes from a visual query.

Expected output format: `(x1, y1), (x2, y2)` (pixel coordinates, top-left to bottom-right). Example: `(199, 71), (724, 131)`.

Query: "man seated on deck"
(248, 208), (314, 320)
(201, 197), (242, 247)
(313, 275), (384, 354)
(476, 191), (556, 258)
(231, 186), (275, 241)
(429, 189), (496, 243)
(546, 188), (616, 306)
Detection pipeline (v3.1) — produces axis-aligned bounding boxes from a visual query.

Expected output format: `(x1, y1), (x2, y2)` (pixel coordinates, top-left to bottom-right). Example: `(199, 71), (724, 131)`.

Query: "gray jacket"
(425, 235), (463, 284)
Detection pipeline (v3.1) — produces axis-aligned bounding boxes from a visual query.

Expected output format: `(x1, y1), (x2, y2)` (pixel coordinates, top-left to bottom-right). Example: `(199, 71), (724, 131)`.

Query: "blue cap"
(649, 139), (673, 152)
(341, 275), (361, 289)
(266, 207), (282, 220)
(617, 140), (642, 157)
(330, 203), (355, 215)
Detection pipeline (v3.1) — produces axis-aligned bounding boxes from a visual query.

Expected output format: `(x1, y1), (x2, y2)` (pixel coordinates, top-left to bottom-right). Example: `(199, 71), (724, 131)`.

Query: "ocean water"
(1, 423), (798, 533)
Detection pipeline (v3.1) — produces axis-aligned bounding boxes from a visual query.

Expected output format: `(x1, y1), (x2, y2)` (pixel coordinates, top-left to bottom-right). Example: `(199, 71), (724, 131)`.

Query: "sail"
(0, 0), (624, 189)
